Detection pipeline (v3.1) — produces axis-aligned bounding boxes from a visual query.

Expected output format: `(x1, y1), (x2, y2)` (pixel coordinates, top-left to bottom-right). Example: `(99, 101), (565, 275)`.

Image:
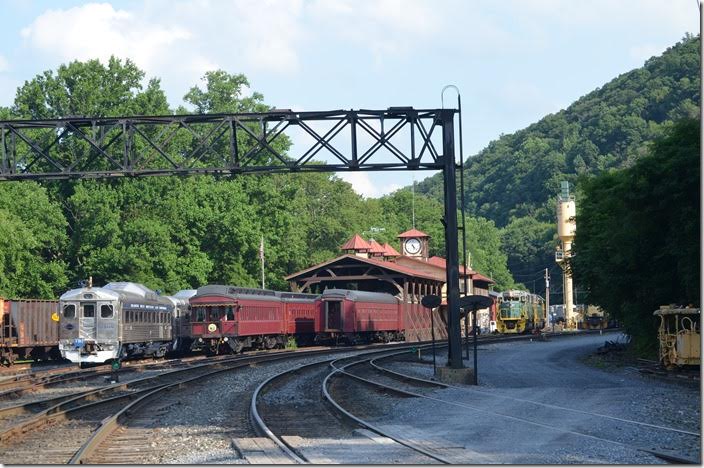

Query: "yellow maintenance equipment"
(653, 306), (700, 368)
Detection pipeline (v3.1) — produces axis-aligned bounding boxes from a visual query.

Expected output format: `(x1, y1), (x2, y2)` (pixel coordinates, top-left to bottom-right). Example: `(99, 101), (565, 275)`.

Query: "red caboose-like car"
(319, 289), (405, 343)
(189, 285), (318, 354)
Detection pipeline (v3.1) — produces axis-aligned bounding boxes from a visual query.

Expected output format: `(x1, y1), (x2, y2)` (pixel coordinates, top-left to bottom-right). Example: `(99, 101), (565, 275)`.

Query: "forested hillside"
(573, 118), (699, 354)
(416, 34), (700, 296)
(0, 59), (514, 298)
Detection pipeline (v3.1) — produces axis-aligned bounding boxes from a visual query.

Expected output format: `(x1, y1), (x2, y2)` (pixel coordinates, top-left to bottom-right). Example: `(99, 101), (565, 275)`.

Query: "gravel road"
(377, 333), (700, 464)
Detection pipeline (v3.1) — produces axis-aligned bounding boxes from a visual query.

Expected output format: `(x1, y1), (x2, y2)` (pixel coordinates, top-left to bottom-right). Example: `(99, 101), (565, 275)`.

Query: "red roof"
(285, 254), (442, 282)
(382, 243), (401, 257)
(397, 228), (430, 239)
(340, 234), (371, 251)
(426, 256), (473, 276)
(368, 239), (386, 255)
(471, 272), (495, 284)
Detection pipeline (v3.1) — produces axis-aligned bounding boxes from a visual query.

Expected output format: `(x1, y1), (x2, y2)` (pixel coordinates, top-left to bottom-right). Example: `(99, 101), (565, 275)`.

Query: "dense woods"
(573, 118), (699, 353)
(417, 34), (700, 302)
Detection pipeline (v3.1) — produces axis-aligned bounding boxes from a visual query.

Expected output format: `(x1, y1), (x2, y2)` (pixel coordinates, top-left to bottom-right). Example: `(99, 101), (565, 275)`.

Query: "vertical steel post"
(431, 307), (437, 376)
(441, 109), (463, 369)
(464, 310), (469, 360)
(472, 305), (478, 385)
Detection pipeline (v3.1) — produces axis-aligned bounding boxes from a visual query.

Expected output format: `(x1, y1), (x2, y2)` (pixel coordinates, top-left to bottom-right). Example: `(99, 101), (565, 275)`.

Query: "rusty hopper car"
(0, 298), (60, 365)
(59, 282), (175, 365)
(318, 289), (405, 344)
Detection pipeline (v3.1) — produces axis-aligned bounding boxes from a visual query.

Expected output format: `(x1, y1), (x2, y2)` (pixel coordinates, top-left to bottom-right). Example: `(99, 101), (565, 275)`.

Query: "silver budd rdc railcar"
(59, 281), (175, 365)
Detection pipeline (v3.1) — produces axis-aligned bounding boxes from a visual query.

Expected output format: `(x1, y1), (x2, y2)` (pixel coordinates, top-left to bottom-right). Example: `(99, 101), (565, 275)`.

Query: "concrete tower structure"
(555, 181), (577, 328)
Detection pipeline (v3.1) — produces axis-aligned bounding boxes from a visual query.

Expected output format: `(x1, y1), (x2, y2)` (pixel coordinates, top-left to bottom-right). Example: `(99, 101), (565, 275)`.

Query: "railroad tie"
(232, 437), (293, 464)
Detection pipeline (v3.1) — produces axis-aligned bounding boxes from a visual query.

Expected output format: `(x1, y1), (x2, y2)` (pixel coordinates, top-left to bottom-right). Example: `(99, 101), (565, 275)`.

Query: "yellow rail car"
(496, 290), (546, 334)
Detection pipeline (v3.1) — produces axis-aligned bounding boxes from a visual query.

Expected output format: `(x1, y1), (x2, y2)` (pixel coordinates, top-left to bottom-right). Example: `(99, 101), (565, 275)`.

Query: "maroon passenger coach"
(189, 285), (408, 354)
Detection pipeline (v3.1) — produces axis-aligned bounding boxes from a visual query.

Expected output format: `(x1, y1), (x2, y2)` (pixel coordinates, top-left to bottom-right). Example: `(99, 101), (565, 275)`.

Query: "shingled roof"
(397, 228), (430, 239)
(339, 234), (371, 251)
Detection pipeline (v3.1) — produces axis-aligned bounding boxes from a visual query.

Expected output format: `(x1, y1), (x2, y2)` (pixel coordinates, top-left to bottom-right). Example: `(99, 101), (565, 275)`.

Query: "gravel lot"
(376, 333), (700, 464)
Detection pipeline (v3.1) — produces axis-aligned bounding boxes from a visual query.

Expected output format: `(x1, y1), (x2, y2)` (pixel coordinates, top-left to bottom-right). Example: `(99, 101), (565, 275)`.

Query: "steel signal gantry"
(0, 107), (466, 369)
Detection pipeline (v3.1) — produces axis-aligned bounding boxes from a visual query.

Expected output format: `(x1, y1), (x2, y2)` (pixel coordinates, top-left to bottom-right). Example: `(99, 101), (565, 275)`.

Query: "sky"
(0, 0), (698, 197)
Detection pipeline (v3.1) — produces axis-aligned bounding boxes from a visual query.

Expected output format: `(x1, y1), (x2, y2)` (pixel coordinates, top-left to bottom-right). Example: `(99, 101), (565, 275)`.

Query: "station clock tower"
(397, 229), (430, 260)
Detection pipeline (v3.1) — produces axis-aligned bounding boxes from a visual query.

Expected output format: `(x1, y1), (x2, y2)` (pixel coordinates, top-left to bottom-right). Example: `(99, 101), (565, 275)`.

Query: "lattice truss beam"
(0, 108), (454, 180)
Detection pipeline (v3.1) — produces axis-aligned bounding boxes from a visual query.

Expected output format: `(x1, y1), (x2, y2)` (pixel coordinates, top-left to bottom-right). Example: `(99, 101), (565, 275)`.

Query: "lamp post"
(421, 295), (442, 377)
(459, 295), (493, 385)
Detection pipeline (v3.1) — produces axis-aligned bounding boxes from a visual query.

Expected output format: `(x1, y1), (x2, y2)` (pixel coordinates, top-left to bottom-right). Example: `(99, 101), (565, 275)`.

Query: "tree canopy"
(0, 57), (512, 298)
(572, 118), (699, 355)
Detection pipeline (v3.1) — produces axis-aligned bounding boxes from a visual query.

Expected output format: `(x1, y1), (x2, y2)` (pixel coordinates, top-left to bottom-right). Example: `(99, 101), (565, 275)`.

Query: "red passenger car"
(190, 285), (317, 354)
(318, 289), (405, 343)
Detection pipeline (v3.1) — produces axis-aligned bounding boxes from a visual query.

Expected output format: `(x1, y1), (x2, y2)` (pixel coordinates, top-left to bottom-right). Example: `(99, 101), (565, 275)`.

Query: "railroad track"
(249, 330), (613, 464)
(251, 344), (444, 464)
(0, 331), (615, 464)
(328, 338), (700, 464)
(0, 353), (222, 400)
(42, 340), (424, 464)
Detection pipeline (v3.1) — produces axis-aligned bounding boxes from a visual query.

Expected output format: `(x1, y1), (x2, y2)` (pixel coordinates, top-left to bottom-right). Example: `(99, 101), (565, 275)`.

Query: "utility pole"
(259, 236), (265, 289)
(545, 268), (550, 329)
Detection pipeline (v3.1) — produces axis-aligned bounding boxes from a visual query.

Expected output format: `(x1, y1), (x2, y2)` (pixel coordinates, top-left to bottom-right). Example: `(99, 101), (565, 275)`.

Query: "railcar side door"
(325, 300), (342, 330)
(96, 302), (117, 342)
(79, 302), (97, 340)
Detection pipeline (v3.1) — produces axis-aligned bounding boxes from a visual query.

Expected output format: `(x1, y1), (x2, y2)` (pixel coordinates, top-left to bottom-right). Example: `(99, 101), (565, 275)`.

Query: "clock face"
(405, 238), (422, 255)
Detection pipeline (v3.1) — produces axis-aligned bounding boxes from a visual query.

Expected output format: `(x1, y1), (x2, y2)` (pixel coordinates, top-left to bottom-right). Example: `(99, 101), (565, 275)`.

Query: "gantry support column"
(441, 109), (463, 369)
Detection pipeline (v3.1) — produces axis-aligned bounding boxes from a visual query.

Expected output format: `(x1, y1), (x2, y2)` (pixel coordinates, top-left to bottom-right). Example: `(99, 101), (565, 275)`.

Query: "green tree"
(572, 118), (699, 355)
(0, 182), (68, 297)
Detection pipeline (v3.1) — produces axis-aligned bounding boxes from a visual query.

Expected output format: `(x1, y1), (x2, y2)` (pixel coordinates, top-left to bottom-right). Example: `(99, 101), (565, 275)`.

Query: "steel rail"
(329, 338), (699, 464)
(322, 347), (454, 464)
(73, 341), (427, 464)
(250, 342), (443, 464)
(371, 356), (701, 438)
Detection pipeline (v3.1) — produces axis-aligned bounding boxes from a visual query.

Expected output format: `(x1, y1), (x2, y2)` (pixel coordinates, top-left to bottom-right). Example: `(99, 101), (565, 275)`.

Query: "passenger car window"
(63, 304), (76, 318)
(196, 308), (205, 322)
(100, 305), (113, 318)
(226, 306), (234, 321)
(83, 304), (95, 318)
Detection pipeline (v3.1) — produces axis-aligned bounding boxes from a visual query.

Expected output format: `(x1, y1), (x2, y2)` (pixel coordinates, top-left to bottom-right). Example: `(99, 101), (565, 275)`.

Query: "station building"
(285, 229), (496, 339)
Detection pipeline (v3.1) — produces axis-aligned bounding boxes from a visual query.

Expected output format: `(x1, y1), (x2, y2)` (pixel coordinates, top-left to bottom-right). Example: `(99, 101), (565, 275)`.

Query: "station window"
(83, 304), (95, 318)
(63, 304), (76, 319)
(100, 305), (114, 318)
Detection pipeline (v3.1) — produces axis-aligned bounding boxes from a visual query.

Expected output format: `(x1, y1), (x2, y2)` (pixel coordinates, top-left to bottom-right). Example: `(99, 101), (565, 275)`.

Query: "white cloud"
(0, 55), (9, 73)
(309, 0), (442, 60)
(338, 171), (401, 198)
(19, 1), (305, 105)
(21, 3), (191, 70)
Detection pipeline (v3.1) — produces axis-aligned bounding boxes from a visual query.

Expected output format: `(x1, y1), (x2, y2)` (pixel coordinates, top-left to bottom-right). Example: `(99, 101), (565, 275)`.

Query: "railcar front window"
(63, 304), (76, 318)
(83, 304), (95, 318)
(226, 306), (234, 320)
(100, 305), (113, 318)
(195, 308), (205, 322)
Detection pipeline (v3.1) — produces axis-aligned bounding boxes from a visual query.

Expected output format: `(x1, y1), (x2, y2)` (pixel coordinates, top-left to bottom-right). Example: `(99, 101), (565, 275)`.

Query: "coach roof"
(320, 289), (399, 304)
